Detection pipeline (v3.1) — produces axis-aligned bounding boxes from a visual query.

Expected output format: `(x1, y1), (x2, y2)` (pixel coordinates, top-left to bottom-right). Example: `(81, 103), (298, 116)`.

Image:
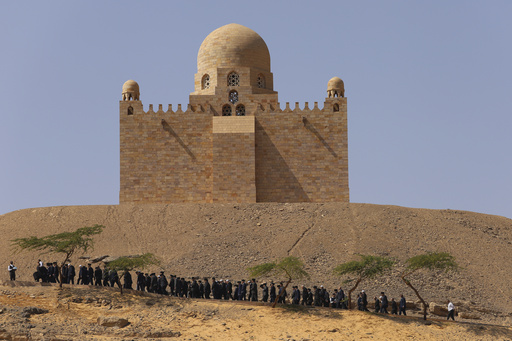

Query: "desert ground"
(1, 202), (511, 338)
(0, 282), (511, 340)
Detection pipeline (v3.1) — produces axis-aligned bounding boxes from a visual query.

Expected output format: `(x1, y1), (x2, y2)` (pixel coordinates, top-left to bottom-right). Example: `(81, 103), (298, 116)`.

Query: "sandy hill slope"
(1, 203), (511, 325)
(1, 283), (511, 340)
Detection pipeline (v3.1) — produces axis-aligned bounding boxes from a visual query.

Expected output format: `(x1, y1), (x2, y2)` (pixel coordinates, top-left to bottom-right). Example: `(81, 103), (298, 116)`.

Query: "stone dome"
(197, 23), (271, 72)
(327, 77), (344, 91)
(122, 80), (140, 93)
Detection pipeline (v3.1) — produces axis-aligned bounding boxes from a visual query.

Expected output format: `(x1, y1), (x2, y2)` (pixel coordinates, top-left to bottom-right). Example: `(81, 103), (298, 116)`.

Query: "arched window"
(127, 106), (134, 115)
(229, 90), (238, 104)
(236, 104), (245, 116)
(333, 104), (339, 112)
(222, 104), (232, 116)
(228, 72), (240, 86)
(257, 74), (265, 88)
(202, 74), (210, 89)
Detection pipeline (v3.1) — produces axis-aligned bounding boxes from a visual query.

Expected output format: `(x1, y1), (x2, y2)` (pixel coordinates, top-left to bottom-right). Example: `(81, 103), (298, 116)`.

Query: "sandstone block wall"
(255, 98), (348, 202)
(119, 101), (213, 203)
(119, 98), (348, 204)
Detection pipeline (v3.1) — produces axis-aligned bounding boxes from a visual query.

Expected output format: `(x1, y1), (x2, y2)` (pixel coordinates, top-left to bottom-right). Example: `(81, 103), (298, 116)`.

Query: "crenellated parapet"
(121, 97), (347, 117)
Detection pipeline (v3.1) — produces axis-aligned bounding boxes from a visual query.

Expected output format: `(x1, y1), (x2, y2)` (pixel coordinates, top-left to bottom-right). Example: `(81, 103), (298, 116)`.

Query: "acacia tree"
(11, 224), (104, 287)
(333, 254), (395, 309)
(401, 252), (458, 320)
(248, 256), (309, 308)
(105, 253), (160, 294)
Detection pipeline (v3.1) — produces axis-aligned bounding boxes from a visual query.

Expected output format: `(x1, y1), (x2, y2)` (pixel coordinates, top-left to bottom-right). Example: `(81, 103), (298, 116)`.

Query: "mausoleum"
(119, 23), (348, 203)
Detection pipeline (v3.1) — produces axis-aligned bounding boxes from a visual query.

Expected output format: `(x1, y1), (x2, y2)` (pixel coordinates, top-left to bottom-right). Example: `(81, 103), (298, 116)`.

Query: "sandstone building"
(119, 23), (348, 204)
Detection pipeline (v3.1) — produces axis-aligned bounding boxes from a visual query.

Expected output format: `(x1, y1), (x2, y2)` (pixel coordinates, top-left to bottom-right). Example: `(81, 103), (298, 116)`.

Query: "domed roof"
(197, 23), (271, 72)
(122, 80), (140, 93)
(327, 77), (344, 91)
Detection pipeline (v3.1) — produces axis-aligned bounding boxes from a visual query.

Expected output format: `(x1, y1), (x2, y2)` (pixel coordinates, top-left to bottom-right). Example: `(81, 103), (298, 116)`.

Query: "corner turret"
(327, 77), (344, 98)
(122, 80), (140, 101)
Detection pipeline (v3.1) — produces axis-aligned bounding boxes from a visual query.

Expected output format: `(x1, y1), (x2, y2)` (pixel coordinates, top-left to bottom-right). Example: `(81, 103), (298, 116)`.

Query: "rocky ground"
(1, 203), (511, 329)
(0, 282), (511, 340)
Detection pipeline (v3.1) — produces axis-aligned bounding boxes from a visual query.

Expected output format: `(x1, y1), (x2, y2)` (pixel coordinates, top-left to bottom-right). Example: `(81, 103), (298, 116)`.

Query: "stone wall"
(119, 101), (213, 203)
(119, 97), (348, 203)
(254, 98), (349, 202)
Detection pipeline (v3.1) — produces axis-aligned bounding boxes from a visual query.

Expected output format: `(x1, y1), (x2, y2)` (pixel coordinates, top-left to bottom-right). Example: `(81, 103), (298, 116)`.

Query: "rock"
(429, 302), (448, 316)
(97, 316), (129, 328)
(90, 255), (109, 263)
(144, 331), (181, 338)
(459, 312), (481, 320)
(21, 307), (48, 317)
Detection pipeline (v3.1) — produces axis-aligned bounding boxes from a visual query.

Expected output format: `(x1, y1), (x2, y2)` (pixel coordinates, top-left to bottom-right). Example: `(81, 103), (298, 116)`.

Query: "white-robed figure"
(8, 261), (17, 281)
(447, 300), (455, 320)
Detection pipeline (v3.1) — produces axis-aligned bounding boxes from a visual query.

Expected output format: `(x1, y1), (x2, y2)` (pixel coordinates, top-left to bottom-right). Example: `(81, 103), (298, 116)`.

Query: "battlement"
(123, 97), (348, 116)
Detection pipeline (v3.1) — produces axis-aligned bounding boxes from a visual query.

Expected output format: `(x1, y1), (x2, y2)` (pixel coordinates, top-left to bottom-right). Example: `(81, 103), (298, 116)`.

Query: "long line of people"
(31, 261), (407, 315)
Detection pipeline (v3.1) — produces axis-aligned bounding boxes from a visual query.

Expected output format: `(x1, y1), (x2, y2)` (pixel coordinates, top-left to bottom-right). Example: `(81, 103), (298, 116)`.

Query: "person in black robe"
(233, 282), (240, 300)
(102, 267), (110, 287)
(87, 264), (94, 285)
(357, 293), (363, 310)
(313, 286), (321, 306)
(136, 271), (145, 291)
(260, 282), (269, 302)
(145, 274), (152, 292)
(361, 290), (368, 311)
(249, 279), (258, 301)
(79, 265), (88, 285)
(110, 269), (120, 288)
(307, 289), (313, 305)
(238, 280), (247, 301)
(191, 278), (199, 298)
(380, 292), (389, 314)
(148, 273), (157, 293)
(198, 280), (204, 298)
(158, 272), (168, 295)
(47, 263), (56, 283)
(292, 286), (300, 304)
(175, 277), (183, 296)
(301, 285), (308, 305)
(204, 278), (211, 299)
(391, 298), (398, 314)
(323, 289), (330, 307)
(226, 280), (233, 300)
(374, 297), (380, 313)
(277, 284), (286, 304)
(399, 294), (407, 315)
(269, 282), (276, 303)
(123, 270), (133, 289)
(67, 264), (76, 285)
(169, 275), (176, 296)
(94, 266), (103, 286)
(61, 264), (69, 284)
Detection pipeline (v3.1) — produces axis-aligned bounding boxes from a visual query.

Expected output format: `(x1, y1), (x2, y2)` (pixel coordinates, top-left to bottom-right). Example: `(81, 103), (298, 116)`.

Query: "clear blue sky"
(1, 1), (511, 218)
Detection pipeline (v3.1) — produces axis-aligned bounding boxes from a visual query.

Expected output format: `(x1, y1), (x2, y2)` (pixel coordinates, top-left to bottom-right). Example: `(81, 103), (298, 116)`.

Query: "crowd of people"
(8, 260), (456, 320)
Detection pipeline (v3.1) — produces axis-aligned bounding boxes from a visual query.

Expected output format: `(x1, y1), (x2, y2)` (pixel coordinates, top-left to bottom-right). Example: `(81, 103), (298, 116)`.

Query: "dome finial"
(122, 80), (140, 101)
(327, 77), (344, 98)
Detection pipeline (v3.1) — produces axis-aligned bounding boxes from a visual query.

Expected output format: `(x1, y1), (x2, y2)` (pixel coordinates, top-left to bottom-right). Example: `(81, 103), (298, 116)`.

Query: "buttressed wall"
(120, 23), (348, 204)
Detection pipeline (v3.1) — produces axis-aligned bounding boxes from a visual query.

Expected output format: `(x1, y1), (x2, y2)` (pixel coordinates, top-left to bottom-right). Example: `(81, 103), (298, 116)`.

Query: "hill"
(1, 203), (511, 325)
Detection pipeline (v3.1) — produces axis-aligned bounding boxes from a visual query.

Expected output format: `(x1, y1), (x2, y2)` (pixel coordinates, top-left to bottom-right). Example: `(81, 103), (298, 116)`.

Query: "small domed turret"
(327, 77), (344, 98)
(122, 80), (140, 101)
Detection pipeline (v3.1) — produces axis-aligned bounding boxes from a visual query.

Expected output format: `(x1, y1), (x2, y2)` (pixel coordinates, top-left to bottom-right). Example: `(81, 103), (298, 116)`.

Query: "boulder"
(459, 312), (481, 320)
(429, 302), (448, 316)
(21, 307), (48, 317)
(97, 316), (129, 328)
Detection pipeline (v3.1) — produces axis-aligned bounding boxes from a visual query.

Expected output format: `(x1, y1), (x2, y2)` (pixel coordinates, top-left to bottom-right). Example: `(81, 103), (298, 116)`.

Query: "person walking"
(399, 294), (407, 315)
(8, 261), (17, 281)
(447, 300), (455, 320)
